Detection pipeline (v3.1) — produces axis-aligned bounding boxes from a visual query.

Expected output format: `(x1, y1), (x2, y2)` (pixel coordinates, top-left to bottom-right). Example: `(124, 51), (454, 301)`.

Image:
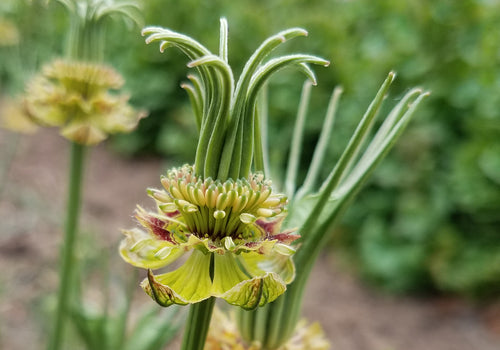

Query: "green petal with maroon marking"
(119, 228), (185, 269)
(141, 249), (212, 307)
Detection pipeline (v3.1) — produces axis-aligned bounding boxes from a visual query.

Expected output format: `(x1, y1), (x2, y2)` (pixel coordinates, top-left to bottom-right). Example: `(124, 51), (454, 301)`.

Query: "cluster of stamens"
(148, 164), (287, 241)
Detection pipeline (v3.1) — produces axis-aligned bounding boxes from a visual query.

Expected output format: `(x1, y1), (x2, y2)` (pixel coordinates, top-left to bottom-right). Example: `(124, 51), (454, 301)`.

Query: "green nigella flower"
(120, 18), (328, 313)
(120, 164), (299, 309)
(24, 59), (146, 145)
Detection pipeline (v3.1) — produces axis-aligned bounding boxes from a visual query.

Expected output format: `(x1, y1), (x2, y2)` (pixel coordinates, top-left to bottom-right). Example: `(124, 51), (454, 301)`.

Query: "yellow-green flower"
(0, 96), (38, 134)
(0, 18), (19, 47)
(24, 59), (145, 145)
(205, 307), (330, 350)
(120, 164), (299, 309)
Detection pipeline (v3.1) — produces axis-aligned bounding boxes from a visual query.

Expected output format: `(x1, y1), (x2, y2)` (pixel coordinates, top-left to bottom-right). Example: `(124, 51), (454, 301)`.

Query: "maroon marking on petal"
(255, 219), (277, 235)
(244, 242), (260, 248)
(270, 233), (300, 244)
(255, 216), (286, 236)
(165, 210), (180, 218)
(148, 217), (175, 244)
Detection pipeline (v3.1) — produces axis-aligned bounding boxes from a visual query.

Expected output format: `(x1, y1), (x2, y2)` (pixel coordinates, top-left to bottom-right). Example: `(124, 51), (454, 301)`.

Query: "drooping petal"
(240, 250), (296, 284)
(220, 272), (286, 310)
(141, 249), (212, 306)
(60, 121), (108, 145)
(213, 253), (286, 310)
(119, 228), (185, 269)
(212, 253), (251, 296)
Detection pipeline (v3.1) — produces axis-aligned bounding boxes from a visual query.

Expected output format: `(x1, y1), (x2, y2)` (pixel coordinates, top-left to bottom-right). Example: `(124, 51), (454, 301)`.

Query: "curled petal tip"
(159, 41), (171, 53)
(141, 26), (161, 36)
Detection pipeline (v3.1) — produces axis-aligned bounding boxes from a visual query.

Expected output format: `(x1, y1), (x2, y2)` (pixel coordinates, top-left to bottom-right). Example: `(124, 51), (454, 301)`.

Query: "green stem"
(0, 132), (20, 200)
(47, 142), (86, 350)
(180, 297), (216, 350)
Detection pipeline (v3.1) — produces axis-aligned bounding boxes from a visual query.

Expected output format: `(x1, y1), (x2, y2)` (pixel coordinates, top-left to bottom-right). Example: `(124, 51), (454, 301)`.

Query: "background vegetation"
(1, 0), (499, 298)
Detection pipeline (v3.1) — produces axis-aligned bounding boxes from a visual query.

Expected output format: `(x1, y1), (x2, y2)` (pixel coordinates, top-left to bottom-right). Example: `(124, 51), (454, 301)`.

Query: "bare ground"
(1, 128), (499, 350)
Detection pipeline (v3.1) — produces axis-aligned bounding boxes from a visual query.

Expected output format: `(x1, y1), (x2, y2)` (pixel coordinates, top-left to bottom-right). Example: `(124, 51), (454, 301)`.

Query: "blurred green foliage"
(2, 0), (499, 297)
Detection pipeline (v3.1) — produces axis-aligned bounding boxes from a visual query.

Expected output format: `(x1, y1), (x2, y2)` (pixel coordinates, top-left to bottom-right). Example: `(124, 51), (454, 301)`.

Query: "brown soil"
(1, 129), (499, 350)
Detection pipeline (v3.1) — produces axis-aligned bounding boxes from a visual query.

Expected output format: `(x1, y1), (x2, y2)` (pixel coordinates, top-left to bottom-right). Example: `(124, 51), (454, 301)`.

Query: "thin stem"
(47, 142), (86, 350)
(0, 132), (20, 200)
(180, 297), (216, 350)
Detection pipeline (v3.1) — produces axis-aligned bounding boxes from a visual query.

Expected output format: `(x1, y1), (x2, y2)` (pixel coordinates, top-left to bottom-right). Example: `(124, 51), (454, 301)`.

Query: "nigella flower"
(24, 59), (145, 145)
(120, 19), (328, 311)
(120, 164), (299, 309)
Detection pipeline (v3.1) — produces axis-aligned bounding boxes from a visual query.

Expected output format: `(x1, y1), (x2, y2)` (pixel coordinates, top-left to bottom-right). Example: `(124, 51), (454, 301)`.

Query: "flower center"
(149, 164), (287, 241)
(43, 60), (124, 98)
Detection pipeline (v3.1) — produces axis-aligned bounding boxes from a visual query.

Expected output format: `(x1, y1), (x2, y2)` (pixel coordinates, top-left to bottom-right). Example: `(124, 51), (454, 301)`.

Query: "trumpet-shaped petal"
(242, 250), (296, 285)
(213, 253), (286, 309)
(142, 249), (213, 306)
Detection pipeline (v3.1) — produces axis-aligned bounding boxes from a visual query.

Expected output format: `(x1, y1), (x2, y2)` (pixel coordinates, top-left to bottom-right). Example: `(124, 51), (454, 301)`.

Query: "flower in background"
(120, 164), (299, 309)
(0, 96), (38, 134)
(205, 307), (330, 350)
(24, 59), (145, 145)
(0, 18), (19, 47)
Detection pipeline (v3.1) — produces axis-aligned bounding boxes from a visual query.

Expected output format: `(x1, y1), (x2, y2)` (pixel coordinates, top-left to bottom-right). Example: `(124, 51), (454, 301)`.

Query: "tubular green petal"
(242, 250), (296, 284)
(212, 253), (252, 296)
(119, 228), (185, 269)
(60, 122), (107, 145)
(142, 250), (213, 307)
(220, 271), (286, 310)
(212, 253), (289, 309)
